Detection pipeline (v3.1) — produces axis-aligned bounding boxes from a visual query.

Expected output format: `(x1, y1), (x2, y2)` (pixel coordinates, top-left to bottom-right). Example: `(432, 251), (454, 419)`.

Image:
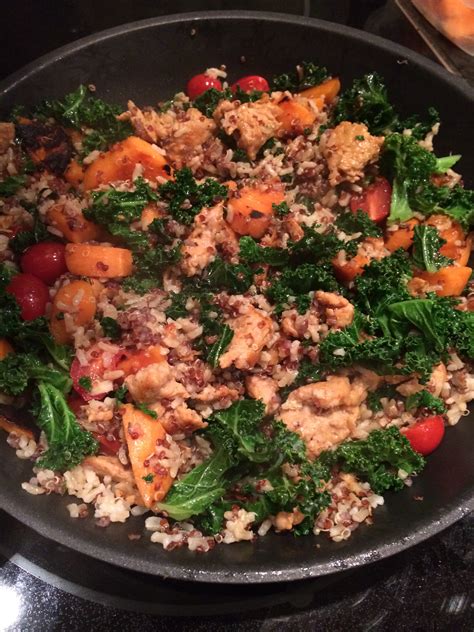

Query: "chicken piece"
(123, 101), (216, 168)
(279, 376), (367, 458)
(0, 122), (15, 153)
(320, 122), (384, 187)
(150, 401), (207, 435)
(395, 363), (447, 398)
(180, 203), (238, 276)
(273, 509), (305, 532)
(219, 306), (274, 370)
(83, 455), (135, 484)
(315, 290), (354, 329)
(246, 375), (281, 414)
(125, 362), (188, 404)
(214, 97), (282, 160)
(192, 384), (240, 403)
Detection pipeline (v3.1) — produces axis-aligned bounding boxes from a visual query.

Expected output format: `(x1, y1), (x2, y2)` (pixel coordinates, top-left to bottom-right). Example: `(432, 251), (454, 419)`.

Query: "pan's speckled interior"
(0, 12), (473, 583)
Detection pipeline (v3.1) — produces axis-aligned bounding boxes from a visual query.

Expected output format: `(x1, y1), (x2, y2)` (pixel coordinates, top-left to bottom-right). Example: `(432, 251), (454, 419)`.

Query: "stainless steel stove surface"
(0, 1), (473, 630)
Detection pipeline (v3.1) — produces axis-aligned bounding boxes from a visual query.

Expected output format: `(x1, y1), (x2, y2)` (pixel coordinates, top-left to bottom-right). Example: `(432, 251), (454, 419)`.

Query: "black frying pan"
(0, 11), (473, 583)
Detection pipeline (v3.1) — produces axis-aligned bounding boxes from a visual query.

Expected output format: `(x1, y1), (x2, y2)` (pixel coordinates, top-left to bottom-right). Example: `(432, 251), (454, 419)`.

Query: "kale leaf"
(34, 84), (132, 154)
(271, 62), (330, 91)
(335, 210), (382, 239)
(411, 225), (452, 273)
(405, 390), (446, 414)
(239, 236), (289, 267)
(159, 168), (228, 225)
(35, 382), (98, 471)
(320, 426), (425, 494)
(412, 184), (474, 230)
(100, 317), (122, 341)
(197, 257), (254, 294)
(0, 175), (27, 197)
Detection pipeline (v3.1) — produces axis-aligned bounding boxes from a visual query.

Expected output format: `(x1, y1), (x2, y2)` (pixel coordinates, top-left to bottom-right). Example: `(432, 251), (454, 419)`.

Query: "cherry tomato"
(6, 273), (49, 320)
(350, 177), (392, 224)
(402, 415), (445, 456)
(21, 242), (67, 285)
(95, 433), (121, 456)
(70, 344), (120, 401)
(67, 392), (86, 416)
(186, 74), (223, 100)
(231, 75), (270, 94)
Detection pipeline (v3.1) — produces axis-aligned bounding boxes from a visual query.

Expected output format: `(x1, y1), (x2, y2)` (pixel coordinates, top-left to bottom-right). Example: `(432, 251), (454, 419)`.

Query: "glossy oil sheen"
(0, 12), (473, 583)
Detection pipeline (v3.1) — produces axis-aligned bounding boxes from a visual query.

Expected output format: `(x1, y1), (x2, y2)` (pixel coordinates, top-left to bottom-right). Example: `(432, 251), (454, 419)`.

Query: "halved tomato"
(350, 177), (392, 224)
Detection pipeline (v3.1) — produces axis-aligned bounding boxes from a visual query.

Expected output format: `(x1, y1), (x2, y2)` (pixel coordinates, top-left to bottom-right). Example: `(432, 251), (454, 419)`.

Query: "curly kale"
(238, 236), (289, 267)
(271, 62), (330, 91)
(33, 84), (132, 154)
(335, 210), (382, 239)
(0, 353), (71, 396)
(321, 426), (425, 494)
(405, 390), (446, 414)
(0, 175), (27, 198)
(159, 168), (228, 225)
(196, 257), (254, 294)
(192, 87), (231, 117)
(412, 184), (474, 230)
(35, 382), (98, 471)
(411, 225), (452, 273)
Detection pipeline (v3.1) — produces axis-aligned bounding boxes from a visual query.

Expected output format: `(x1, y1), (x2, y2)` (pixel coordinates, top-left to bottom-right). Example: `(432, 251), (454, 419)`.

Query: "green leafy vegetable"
(206, 324), (233, 369)
(135, 403), (158, 419)
(412, 184), (474, 231)
(78, 376), (92, 392)
(197, 257), (254, 294)
(100, 317), (122, 341)
(0, 175), (27, 197)
(272, 201), (290, 217)
(34, 85), (132, 154)
(321, 426), (425, 494)
(35, 382), (98, 471)
(9, 208), (51, 255)
(405, 390), (446, 414)
(192, 88), (231, 117)
(271, 62), (330, 91)
(335, 210), (382, 238)
(159, 168), (228, 225)
(239, 236), (289, 267)
(411, 225), (452, 273)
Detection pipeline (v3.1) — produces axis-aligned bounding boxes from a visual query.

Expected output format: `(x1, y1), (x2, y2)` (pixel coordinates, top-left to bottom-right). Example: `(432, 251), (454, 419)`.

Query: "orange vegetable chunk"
(385, 219), (419, 252)
(117, 345), (166, 377)
(227, 184), (285, 238)
(121, 404), (173, 508)
(0, 339), (14, 360)
(277, 98), (318, 135)
(47, 203), (101, 243)
(64, 159), (85, 187)
(299, 77), (341, 103)
(418, 265), (472, 297)
(65, 243), (133, 278)
(83, 136), (171, 190)
(50, 280), (97, 344)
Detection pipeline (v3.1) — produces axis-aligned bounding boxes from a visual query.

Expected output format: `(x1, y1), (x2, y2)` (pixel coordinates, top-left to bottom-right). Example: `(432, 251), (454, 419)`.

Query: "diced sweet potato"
(277, 98), (318, 135)
(64, 159), (85, 187)
(121, 404), (173, 508)
(0, 415), (34, 440)
(83, 136), (171, 190)
(0, 338), (13, 360)
(47, 203), (101, 243)
(333, 253), (370, 283)
(299, 77), (341, 103)
(65, 243), (133, 278)
(385, 219), (419, 252)
(417, 265), (472, 297)
(117, 345), (166, 377)
(227, 184), (285, 238)
(50, 280), (97, 344)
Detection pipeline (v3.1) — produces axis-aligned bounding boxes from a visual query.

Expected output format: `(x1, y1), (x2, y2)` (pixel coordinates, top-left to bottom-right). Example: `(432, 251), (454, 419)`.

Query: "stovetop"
(1, 1), (473, 630)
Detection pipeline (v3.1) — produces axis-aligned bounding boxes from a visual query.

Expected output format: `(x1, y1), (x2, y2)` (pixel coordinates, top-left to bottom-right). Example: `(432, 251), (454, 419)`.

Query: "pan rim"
(0, 10), (473, 583)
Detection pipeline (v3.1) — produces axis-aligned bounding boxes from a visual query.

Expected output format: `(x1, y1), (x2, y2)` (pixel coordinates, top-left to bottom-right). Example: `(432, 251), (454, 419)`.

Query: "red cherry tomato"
(350, 177), (392, 224)
(402, 415), (445, 456)
(6, 273), (49, 320)
(70, 344), (120, 401)
(186, 74), (223, 100)
(95, 433), (122, 456)
(21, 242), (67, 285)
(231, 75), (270, 94)
(67, 392), (86, 416)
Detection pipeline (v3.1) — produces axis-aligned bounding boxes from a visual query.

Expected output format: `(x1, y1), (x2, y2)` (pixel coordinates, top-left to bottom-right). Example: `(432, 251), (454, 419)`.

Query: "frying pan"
(0, 11), (473, 584)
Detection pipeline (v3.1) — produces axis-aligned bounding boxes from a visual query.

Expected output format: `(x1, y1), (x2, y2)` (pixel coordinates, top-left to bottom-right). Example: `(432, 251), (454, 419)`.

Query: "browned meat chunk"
(219, 306), (274, 370)
(123, 101), (216, 168)
(279, 376), (367, 458)
(125, 362), (188, 404)
(180, 203), (238, 276)
(0, 122), (15, 153)
(214, 97), (282, 160)
(320, 122), (384, 186)
(245, 375), (280, 414)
